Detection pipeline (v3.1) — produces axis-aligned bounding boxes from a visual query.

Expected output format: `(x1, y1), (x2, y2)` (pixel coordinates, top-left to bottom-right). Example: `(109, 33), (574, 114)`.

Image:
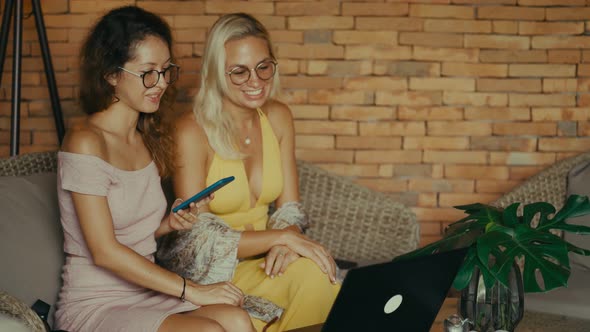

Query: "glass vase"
(459, 261), (524, 332)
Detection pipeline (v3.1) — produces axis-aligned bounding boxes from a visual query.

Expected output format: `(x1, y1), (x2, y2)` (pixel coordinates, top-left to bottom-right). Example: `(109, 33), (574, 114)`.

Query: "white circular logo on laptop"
(383, 294), (403, 314)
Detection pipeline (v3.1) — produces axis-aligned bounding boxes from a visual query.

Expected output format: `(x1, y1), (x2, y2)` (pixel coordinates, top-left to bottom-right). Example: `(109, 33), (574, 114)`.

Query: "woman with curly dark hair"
(55, 6), (254, 332)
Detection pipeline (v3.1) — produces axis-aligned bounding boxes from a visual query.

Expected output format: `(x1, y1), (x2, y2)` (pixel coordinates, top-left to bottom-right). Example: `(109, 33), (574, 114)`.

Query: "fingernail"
(278, 272), (283, 277)
(270, 275), (274, 279)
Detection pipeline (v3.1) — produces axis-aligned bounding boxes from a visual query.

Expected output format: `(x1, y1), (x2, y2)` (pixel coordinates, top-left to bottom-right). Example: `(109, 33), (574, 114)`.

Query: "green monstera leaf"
(395, 195), (590, 294)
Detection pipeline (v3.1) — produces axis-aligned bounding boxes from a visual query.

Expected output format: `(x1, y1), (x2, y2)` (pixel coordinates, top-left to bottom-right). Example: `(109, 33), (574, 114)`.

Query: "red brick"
(399, 32), (463, 48)
(417, 193), (438, 208)
(173, 15), (219, 29)
(428, 121), (493, 136)
(543, 79), (578, 92)
(413, 46), (479, 62)
(295, 135), (334, 149)
(410, 4), (474, 19)
(410, 78), (475, 91)
(304, 60), (372, 76)
(471, 137), (537, 152)
(270, 30), (304, 44)
(439, 193), (501, 207)
(331, 106), (395, 121)
(477, 79), (542, 93)
(509, 64), (575, 77)
(533, 36), (590, 49)
(309, 90), (369, 105)
(493, 123), (557, 136)
(44, 14), (99, 28)
(446, 165), (509, 180)
(519, 22), (584, 35)
(275, 2), (340, 16)
(205, 2), (272, 14)
(346, 45), (413, 60)
(413, 207), (466, 223)
(342, 3), (409, 16)
(519, 0), (585, 5)
(442, 63), (508, 77)
(493, 21), (518, 34)
(548, 50), (581, 64)
(476, 180), (520, 193)
(479, 50), (547, 63)
(465, 35), (530, 49)
(409, 179), (475, 193)
(374, 61), (441, 77)
(546, 7), (590, 20)
(376, 91), (442, 106)
(333, 31), (397, 45)
(539, 138), (590, 152)
(336, 136), (402, 150)
(509, 94), (576, 107)
(404, 137), (470, 150)
(424, 19), (491, 33)
(424, 151), (488, 164)
(294, 120), (357, 135)
(464, 107), (530, 121)
(290, 105), (330, 120)
(443, 91), (508, 106)
(288, 16), (353, 30)
(355, 150), (422, 164)
(356, 17), (424, 31)
(490, 152), (556, 165)
(531, 107), (590, 121)
(318, 164), (381, 178)
(295, 149), (353, 163)
(281, 77), (342, 89)
(509, 166), (545, 180)
(359, 121), (427, 137)
(343, 77), (407, 91)
(398, 106), (463, 120)
(276, 44), (344, 59)
(478, 6), (545, 20)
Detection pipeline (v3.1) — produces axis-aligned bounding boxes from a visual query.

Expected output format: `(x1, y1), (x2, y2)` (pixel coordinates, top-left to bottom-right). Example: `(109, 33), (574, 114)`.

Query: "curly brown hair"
(79, 6), (177, 177)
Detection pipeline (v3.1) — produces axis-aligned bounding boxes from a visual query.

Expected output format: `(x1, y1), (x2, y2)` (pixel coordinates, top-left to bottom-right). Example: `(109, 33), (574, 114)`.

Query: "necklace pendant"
(244, 137), (251, 145)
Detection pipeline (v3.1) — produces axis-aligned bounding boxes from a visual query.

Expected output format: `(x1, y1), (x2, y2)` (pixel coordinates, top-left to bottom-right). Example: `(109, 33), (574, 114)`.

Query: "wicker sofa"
(490, 151), (590, 320)
(0, 151), (419, 330)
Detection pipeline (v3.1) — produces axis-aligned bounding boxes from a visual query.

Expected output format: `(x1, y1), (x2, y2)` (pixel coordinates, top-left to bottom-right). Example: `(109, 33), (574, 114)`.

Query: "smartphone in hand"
(172, 176), (235, 213)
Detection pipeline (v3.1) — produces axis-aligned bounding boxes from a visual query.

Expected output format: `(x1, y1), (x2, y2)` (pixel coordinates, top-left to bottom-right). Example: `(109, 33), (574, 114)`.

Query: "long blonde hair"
(194, 13), (281, 160)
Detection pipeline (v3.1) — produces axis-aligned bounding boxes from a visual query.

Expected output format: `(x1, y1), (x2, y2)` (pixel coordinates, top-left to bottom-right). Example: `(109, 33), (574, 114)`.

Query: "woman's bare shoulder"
(264, 100), (294, 129)
(174, 110), (209, 146)
(61, 119), (107, 159)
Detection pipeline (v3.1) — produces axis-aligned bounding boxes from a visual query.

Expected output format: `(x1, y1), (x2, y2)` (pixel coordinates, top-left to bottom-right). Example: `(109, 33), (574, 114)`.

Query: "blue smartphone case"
(172, 176), (235, 213)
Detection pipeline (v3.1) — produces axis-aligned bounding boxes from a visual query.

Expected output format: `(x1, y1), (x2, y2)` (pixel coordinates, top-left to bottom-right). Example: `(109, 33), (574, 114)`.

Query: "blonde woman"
(158, 13), (340, 332)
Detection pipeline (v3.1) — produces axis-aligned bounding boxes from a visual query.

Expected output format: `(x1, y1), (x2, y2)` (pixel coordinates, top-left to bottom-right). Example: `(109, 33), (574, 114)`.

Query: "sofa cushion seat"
(525, 267), (590, 319)
(0, 173), (63, 325)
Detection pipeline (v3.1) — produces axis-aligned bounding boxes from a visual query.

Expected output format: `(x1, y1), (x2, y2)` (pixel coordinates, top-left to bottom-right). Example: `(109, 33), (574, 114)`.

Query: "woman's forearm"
(237, 229), (289, 258)
(94, 242), (184, 299)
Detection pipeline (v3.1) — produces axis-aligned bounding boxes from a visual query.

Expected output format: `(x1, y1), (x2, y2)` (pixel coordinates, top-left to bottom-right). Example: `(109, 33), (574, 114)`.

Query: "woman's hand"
(281, 232), (337, 284)
(186, 280), (244, 306)
(259, 245), (299, 278)
(167, 194), (213, 231)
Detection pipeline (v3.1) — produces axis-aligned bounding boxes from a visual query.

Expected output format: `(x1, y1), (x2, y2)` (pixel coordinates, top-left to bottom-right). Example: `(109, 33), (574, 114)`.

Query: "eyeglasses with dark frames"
(225, 60), (277, 85)
(118, 63), (180, 88)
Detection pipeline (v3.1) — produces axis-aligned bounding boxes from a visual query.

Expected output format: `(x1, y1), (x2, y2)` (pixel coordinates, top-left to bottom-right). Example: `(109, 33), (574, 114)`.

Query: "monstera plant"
(398, 194), (590, 331)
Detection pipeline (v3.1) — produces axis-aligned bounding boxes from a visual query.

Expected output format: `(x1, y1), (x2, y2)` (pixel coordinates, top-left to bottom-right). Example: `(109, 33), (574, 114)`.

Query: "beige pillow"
(0, 291), (45, 332)
(565, 161), (590, 270)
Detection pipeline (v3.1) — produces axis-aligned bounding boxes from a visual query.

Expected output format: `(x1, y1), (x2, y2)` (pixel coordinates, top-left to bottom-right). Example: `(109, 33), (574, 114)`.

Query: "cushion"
(525, 268), (590, 319)
(0, 173), (63, 325)
(565, 161), (590, 270)
(0, 291), (45, 332)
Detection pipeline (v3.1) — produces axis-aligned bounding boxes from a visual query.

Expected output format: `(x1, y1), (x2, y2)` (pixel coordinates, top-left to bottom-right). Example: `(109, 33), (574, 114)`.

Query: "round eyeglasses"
(118, 64), (180, 88)
(226, 60), (277, 85)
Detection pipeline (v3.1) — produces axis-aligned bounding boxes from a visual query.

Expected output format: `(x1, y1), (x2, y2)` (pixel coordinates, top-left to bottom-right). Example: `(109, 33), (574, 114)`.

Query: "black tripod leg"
(32, 0), (65, 145)
(0, 0), (15, 92)
(10, 0), (23, 156)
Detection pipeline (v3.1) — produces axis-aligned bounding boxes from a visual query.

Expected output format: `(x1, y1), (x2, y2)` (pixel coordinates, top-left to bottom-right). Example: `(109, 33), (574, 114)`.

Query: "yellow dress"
(206, 108), (340, 332)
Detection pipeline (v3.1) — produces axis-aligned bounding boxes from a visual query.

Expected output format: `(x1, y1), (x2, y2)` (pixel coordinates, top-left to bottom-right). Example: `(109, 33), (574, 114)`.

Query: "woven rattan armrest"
(297, 160), (419, 263)
(0, 151), (57, 177)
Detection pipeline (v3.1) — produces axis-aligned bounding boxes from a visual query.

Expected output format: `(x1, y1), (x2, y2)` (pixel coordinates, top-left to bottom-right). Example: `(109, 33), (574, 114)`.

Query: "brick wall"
(2, 0), (589, 244)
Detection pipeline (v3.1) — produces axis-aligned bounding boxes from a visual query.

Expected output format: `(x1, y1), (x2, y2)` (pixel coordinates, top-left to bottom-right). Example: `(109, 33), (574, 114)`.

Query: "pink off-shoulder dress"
(54, 152), (197, 332)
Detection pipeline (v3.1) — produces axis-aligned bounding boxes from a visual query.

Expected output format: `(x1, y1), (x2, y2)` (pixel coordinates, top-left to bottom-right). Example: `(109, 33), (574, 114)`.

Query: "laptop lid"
(322, 247), (468, 332)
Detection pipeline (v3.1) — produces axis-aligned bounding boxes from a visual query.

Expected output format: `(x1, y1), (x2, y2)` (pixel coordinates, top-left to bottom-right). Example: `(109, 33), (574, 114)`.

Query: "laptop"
(320, 247), (468, 332)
